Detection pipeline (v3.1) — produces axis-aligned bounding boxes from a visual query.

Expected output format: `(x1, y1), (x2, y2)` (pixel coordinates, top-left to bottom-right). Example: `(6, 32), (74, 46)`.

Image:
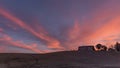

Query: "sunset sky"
(0, 0), (120, 53)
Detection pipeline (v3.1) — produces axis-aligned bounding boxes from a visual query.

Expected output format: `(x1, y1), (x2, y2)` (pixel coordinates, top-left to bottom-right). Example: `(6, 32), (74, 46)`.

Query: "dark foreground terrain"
(0, 51), (120, 68)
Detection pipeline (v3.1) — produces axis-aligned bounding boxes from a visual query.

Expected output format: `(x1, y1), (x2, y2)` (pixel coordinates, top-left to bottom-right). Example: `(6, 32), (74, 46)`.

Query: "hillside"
(0, 51), (120, 68)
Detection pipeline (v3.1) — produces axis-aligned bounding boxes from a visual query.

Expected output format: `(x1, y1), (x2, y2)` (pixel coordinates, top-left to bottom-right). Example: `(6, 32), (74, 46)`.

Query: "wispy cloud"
(0, 8), (63, 49)
(0, 33), (42, 53)
(1, 0), (120, 52)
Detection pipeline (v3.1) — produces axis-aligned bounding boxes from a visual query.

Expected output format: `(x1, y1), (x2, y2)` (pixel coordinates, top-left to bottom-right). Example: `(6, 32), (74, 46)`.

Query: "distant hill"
(1, 51), (120, 68)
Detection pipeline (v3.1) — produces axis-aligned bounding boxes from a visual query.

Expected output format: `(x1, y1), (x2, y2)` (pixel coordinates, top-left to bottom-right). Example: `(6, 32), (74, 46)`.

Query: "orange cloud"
(82, 1), (120, 46)
(68, 20), (81, 40)
(64, 1), (120, 48)
(0, 8), (63, 49)
(64, 20), (82, 49)
(85, 16), (120, 46)
(1, 1), (120, 51)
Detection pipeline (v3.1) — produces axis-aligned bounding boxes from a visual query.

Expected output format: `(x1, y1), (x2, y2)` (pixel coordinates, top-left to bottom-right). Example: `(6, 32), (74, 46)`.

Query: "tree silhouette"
(108, 48), (115, 52)
(95, 44), (107, 51)
(114, 42), (120, 51)
(101, 45), (107, 51)
(96, 44), (102, 50)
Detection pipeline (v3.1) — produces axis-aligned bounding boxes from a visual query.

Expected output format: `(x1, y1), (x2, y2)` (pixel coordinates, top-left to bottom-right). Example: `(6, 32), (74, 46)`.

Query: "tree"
(95, 44), (107, 51)
(96, 44), (102, 50)
(101, 45), (107, 51)
(108, 48), (115, 52)
(114, 42), (120, 51)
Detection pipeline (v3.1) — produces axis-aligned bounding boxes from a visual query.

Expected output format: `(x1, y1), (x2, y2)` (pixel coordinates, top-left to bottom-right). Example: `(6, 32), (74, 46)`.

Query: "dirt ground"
(0, 51), (120, 68)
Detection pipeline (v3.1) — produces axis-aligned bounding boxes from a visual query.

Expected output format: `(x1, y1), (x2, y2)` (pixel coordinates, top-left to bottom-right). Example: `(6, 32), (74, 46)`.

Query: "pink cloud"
(0, 33), (42, 53)
(0, 8), (63, 49)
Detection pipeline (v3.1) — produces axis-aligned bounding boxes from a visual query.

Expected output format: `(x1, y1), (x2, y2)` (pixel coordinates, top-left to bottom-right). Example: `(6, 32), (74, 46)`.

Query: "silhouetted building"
(78, 46), (95, 52)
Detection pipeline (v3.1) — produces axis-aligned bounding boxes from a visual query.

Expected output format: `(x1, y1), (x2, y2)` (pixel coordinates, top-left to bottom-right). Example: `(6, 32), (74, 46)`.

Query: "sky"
(0, 0), (120, 53)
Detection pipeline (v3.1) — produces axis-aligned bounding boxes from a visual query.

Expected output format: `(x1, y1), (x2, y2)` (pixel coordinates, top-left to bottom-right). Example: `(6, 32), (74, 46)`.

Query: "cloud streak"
(0, 32), (42, 53)
(83, 1), (120, 46)
(62, 1), (120, 49)
(0, 8), (63, 49)
(1, 0), (120, 52)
